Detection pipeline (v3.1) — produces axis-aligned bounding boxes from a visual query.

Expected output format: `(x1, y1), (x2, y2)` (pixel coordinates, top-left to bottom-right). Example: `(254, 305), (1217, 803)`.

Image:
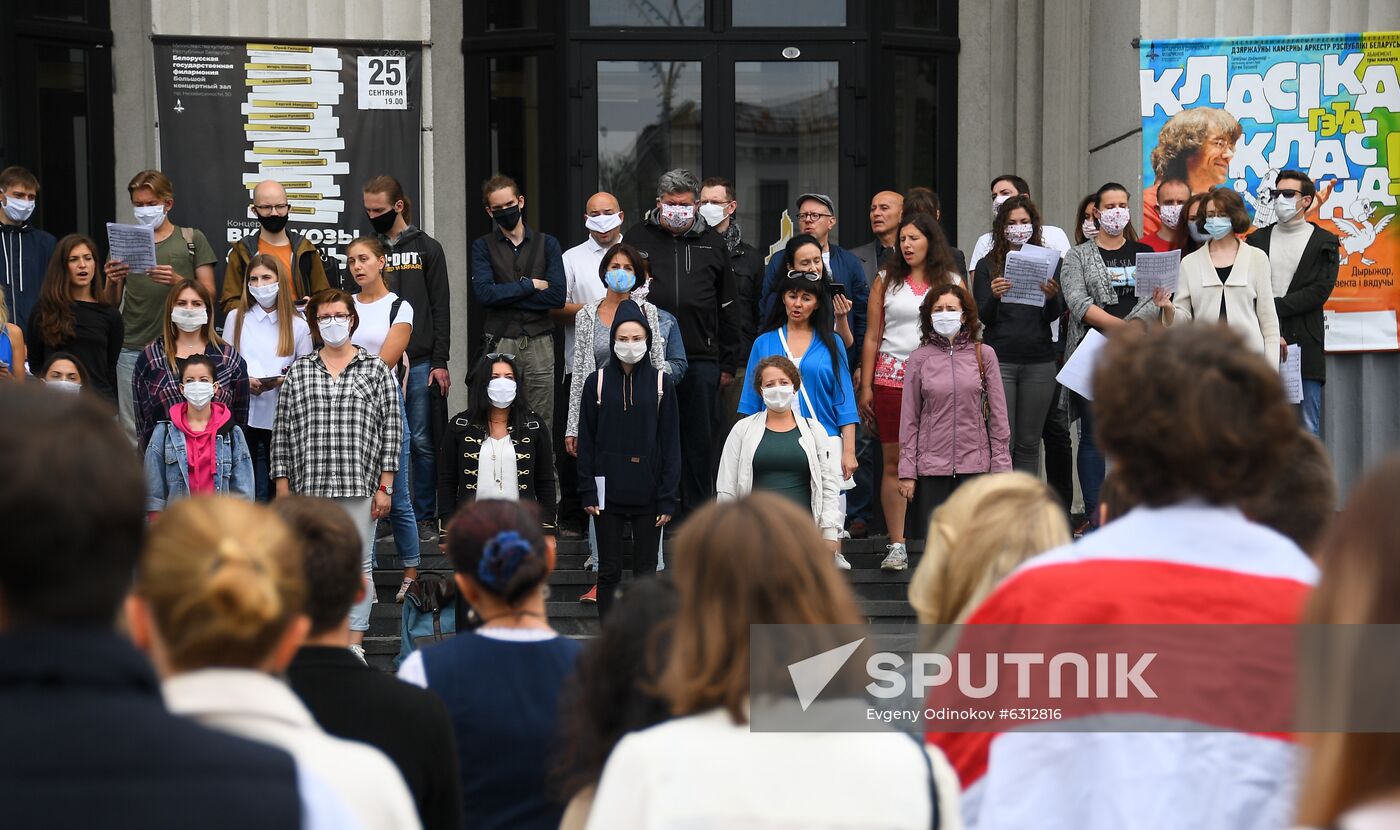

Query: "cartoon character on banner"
(1236, 168), (1280, 229)
(1333, 198), (1395, 267)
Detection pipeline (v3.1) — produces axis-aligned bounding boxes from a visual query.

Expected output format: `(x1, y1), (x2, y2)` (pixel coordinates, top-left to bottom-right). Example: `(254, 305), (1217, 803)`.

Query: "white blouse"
(223, 306), (313, 430)
(476, 434), (519, 501)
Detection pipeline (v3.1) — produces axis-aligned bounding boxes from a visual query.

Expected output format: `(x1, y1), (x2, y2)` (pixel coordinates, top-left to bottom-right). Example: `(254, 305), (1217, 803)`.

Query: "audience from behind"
(144, 353), (254, 515)
(399, 498), (582, 830)
(1095, 472), (1136, 527)
(555, 578), (679, 830)
(908, 472), (1069, 626)
(1297, 458), (1400, 829)
(928, 324), (1316, 830)
(0, 386), (313, 828)
(1243, 430), (1336, 558)
(275, 495), (463, 830)
(585, 493), (961, 829)
(128, 496), (420, 829)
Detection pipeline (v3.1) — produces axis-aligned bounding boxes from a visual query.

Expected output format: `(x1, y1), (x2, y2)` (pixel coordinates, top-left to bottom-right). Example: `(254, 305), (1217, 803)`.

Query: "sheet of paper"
(1280, 343), (1303, 404)
(594, 476), (607, 511)
(1055, 329), (1108, 400)
(1002, 246), (1057, 307)
(1323, 309), (1400, 352)
(1134, 250), (1182, 299)
(106, 222), (157, 272)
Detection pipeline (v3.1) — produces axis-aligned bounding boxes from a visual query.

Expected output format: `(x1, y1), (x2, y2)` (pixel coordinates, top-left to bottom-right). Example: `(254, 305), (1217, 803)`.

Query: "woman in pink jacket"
(898, 283), (1011, 543)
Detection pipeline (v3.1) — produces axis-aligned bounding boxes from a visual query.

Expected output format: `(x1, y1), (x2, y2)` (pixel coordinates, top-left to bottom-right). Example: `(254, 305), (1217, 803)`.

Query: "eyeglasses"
(797, 212), (833, 222)
(253, 203), (290, 215)
(1205, 136), (1233, 151)
(485, 352), (516, 360)
(1269, 189), (1304, 199)
(785, 270), (822, 282)
(315, 314), (353, 324)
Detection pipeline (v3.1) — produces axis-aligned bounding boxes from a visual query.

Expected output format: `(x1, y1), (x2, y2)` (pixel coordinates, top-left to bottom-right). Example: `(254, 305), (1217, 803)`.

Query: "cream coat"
(1172, 242), (1280, 363)
(716, 411), (842, 540)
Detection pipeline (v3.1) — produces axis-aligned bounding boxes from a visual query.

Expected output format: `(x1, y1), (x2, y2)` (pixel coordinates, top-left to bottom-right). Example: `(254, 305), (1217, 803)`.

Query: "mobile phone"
(831, 282), (847, 297)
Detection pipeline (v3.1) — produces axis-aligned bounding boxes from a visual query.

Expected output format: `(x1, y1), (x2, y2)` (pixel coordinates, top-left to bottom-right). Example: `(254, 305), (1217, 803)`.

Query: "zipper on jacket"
(947, 343), (957, 476)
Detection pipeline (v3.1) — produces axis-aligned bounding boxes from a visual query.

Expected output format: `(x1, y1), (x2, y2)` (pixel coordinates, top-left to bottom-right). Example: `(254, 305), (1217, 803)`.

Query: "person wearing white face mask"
(1246, 170), (1339, 437)
(717, 355), (843, 550)
(438, 352), (557, 538)
(898, 283), (1011, 538)
(223, 255), (312, 502)
(143, 354), (255, 519)
(968, 175), (1073, 272)
(1144, 176), (1190, 254)
(0, 165), (57, 343)
(39, 352), (86, 393)
(1162, 188), (1281, 366)
(700, 176), (767, 434)
(132, 278), (250, 451)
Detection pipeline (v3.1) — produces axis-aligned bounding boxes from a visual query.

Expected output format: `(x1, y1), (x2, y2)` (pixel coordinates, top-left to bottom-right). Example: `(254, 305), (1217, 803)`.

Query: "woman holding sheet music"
(972, 195), (1064, 475)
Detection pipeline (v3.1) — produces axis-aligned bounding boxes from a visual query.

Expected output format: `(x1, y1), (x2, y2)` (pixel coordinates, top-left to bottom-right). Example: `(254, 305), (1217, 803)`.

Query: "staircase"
(366, 535), (924, 672)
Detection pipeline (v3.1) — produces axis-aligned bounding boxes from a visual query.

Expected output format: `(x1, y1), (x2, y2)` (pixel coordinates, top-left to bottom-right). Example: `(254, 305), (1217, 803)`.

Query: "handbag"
(974, 342), (994, 465)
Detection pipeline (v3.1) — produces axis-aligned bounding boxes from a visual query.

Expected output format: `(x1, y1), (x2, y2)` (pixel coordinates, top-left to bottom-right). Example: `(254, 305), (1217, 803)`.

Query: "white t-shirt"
(352, 292), (413, 363)
(969, 224), (1072, 271)
(223, 305), (313, 430)
(561, 236), (611, 374)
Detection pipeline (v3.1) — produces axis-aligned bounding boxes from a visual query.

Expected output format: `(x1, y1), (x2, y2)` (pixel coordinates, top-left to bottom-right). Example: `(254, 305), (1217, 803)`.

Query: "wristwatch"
(377, 484), (394, 495)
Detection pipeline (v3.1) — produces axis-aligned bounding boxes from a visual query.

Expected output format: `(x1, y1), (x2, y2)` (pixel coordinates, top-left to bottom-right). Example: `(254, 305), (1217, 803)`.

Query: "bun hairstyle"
(136, 496), (305, 671)
(447, 499), (550, 605)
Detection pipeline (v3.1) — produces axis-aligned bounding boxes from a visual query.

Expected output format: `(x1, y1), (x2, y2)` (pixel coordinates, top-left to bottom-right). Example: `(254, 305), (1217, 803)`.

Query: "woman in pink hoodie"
(144, 354), (254, 519)
(898, 283), (1011, 542)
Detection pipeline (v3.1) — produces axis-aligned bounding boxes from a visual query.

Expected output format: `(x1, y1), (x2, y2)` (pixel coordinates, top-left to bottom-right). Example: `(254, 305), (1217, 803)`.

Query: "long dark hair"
(760, 233), (843, 375)
(467, 352), (534, 433)
(597, 242), (648, 286)
(984, 194), (1044, 280)
(1073, 193), (1097, 245)
(553, 578), (679, 801)
(34, 234), (105, 347)
(883, 213), (959, 293)
(1175, 191), (1212, 255)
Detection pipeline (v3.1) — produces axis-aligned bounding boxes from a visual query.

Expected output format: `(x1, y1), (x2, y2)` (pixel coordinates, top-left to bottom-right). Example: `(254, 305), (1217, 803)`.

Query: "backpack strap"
(390, 298), (404, 325)
(595, 368), (665, 410)
(181, 226), (196, 261)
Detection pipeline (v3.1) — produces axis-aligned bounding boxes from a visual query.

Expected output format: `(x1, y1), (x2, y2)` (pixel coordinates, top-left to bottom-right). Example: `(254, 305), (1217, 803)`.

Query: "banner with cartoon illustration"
(1140, 32), (1400, 351)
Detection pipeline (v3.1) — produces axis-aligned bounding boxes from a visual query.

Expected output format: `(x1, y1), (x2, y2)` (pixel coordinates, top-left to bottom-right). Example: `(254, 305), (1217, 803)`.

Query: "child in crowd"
(144, 354), (253, 517)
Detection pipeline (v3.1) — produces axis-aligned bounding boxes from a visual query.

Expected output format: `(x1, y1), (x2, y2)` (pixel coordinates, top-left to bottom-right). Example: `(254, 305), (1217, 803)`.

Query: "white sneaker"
(348, 644), (367, 665)
(880, 542), (909, 571)
(834, 552), (852, 571)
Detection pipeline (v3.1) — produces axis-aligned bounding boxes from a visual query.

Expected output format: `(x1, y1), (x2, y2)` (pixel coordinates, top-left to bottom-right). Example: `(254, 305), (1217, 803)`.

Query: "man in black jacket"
(1246, 169), (1340, 437)
(700, 175), (765, 434)
(277, 495), (463, 830)
(365, 176), (451, 539)
(624, 168), (740, 520)
(0, 386), (310, 829)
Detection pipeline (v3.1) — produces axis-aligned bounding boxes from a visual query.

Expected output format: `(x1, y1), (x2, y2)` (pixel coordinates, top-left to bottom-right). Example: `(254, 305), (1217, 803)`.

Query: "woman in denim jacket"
(144, 354), (254, 518)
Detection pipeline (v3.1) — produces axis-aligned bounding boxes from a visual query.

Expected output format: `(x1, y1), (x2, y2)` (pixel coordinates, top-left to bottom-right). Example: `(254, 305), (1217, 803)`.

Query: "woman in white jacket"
(717, 355), (842, 552)
(1159, 188), (1280, 363)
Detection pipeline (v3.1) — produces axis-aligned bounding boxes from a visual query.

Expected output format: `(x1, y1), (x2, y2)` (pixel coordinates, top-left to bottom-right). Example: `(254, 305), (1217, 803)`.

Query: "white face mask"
(487, 377), (517, 408)
(249, 283), (280, 308)
(762, 384), (795, 412)
(698, 203), (729, 227)
(2, 196), (35, 223)
(319, 319), (352, 347)
(134, 205), (167, 228)
(1274, 195), (1302, 224)
(614, 340), (647, 364)
(585, 212), (623, 235)
(931, 310), (962, 339)
(1005, 223), (1034, 246)
(1097, 207), (1131, 237)
(991, 193), (1011, 216)
(183, 381), (215, 409)
(1081, 218), (1099, 240)
(1158, 204), (1183, 230)
(46, 379), (81, 394)
(171, 307), (208, 332)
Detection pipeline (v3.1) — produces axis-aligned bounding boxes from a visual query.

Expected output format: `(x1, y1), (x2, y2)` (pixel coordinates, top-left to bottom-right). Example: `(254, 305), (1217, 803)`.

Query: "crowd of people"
(0, 147), (1381, 830)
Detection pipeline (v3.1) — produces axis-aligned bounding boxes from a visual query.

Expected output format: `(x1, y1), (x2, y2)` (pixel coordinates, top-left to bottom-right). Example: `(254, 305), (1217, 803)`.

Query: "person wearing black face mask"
(220, 179), (331, 313)
(469, 174), (566, 438)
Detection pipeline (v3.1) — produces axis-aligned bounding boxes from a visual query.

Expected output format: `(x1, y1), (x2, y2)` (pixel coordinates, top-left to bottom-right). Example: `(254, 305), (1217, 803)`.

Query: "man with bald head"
(221, 179), (331, 312)
(850, 190), (904, 284)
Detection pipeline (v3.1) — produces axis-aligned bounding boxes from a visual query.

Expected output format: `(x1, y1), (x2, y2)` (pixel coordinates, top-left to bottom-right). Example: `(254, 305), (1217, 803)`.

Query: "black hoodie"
(382, 225), (451, 370)
(576, 300), (681, 515)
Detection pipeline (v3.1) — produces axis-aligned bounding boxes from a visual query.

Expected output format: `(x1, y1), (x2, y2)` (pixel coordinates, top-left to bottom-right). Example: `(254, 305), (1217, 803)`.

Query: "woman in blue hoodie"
(576, 300), (681, 619)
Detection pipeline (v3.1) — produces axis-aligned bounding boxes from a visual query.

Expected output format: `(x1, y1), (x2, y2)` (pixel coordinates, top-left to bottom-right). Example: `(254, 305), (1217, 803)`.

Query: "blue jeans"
(1301, 380), (1324, 437)
(390, 388), (421, 568)
(338, 497), (375, 632)
(116, 347), (142, 437)
(404, 361), (438, 520)
(846, 422), (879, 525)
(1075, 394), (1105, 525)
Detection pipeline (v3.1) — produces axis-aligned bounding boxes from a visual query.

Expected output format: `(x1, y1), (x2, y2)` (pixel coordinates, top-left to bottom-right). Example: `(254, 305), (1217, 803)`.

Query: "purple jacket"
(898, 333), (1012, 479)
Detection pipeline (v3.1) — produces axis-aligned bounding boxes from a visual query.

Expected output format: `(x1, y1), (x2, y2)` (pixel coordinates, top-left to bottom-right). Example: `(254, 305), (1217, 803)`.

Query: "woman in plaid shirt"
(271, 288), (401, 662)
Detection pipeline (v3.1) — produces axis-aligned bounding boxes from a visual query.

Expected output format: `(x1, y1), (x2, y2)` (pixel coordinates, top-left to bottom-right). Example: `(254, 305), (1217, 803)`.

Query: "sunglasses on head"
(1269, 188), (1305, 199)
(785, 270), (823, 282)
(485, 352), (516, 361)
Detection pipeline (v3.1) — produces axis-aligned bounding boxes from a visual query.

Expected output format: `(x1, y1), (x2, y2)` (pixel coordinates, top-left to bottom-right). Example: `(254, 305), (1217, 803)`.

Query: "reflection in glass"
(894, 0), (945, 31)
(734, 61), (840, 255)
(891, 54), (937, 194)
(590, 0), (705, 27)
(487, 0), (538, 30)
(732, 0), (844, 27)
(490, 56), (543, 214)
(35, 45), (91, 234)
(597, 60), (703, 228)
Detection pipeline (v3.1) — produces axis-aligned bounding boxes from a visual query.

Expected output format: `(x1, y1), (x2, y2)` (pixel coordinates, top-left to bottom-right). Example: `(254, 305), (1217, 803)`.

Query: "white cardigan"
(716, 411), (842, 540)
(1172, 243), (1280, 363)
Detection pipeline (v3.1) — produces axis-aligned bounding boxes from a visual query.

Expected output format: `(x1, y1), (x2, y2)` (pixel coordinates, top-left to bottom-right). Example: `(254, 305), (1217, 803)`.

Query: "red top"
(1141, 232), (1181, 254)
(170, 401), (232, 494)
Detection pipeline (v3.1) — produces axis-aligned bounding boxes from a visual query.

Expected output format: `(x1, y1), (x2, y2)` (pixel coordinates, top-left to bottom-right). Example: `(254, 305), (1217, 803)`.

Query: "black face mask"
(258, 214), (289, 233)
(368, 209), (397, 235)
(492, 204), (522, 231)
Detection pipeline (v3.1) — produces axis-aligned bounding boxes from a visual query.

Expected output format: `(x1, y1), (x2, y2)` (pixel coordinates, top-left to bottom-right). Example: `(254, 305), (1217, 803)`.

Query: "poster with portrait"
(1139, 32), (1400, 351)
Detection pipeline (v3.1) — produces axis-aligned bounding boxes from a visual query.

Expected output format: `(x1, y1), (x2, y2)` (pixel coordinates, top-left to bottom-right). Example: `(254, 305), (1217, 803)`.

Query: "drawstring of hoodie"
(621, 370), (635, 412)
(0, 230), (21, 295)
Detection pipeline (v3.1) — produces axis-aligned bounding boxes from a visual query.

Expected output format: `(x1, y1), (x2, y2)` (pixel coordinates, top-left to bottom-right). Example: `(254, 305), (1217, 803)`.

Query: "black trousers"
(555, 373), (583, 531)
(1042, 383), (1074, 515)
(244, 426), (273, 502)
(675, 359), (720, 522)
(594, 508), (662, 620)
(906, 474), (981, 541)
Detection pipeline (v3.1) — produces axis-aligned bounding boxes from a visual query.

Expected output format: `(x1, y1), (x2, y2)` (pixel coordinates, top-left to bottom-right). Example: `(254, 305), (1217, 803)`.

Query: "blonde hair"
(908, 472), (1071, 626)
(232, 253), (298, 356)
(128, 169), (174, 202)
(135, 496), (305, 671)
